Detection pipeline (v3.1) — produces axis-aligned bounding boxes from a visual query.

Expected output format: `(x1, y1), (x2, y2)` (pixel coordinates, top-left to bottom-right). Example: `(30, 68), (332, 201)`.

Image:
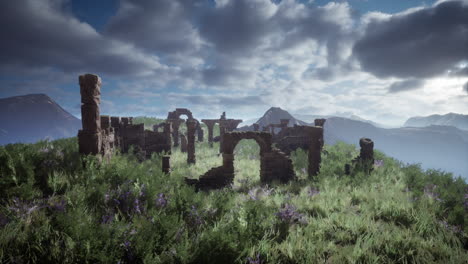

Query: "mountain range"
(238, 107), (468, 179)
(404, 113), (468, 131)
(0, 94), (81, 145)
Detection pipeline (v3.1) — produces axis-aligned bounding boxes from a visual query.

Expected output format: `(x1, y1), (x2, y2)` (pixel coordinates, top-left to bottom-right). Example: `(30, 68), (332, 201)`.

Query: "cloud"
(104, 0), (203, 60)
(388, 79), (425, 93)
(464, 82), (468, 94)
(0, 0), (169, 77)
(353, 0), (468, 79)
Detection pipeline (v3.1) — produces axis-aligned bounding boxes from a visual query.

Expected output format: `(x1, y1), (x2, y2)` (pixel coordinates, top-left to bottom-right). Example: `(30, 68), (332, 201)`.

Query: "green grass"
(0, 118), (467, 263)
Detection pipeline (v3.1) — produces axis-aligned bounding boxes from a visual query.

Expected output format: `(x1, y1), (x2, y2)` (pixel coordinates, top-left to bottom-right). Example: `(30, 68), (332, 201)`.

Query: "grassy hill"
(0, 118), (467, 263)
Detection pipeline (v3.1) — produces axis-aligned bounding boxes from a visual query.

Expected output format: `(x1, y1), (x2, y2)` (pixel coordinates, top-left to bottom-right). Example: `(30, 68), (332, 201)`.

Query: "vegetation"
(0, 117), (467, 263)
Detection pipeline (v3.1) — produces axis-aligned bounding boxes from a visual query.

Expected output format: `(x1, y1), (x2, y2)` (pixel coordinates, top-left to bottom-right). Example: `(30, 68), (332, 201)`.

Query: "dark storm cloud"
(105, 0), (202, 55)
(199, 0), (274, 55)
(353, 0), (468, 79)
(387, 79), (425, 93)
(0, 0), (163, 76)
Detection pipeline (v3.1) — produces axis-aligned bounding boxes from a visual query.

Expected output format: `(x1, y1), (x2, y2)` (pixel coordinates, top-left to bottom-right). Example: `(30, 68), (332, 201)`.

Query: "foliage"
(0, 128), (467, 263)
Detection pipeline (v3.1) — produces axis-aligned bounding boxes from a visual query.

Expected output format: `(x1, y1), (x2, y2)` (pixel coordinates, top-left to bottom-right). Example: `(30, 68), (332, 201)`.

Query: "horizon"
(1, 0), (467, 127)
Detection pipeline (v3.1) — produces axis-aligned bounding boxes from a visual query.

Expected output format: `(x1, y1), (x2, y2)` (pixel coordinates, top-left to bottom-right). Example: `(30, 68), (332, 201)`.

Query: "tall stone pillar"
(196, 122), (204, 142)
(171, 120), (182, 147)
(162, 155), (170, 174)
(219, 120), (227, 153)
(308, 127), (323, 178)
(187, 120), (196, 164)
(180, 134), (187, 153)
(202, 120), (217, 147)
(359, 138), (374, 163)
(78, 74), (102, 155)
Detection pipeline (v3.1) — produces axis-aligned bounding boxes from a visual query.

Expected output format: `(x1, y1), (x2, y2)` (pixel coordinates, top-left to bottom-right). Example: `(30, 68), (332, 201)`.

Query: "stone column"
(171, 120), (182, 147)
(219, 120), (227, 153)
(314, 119), (326, 127)
(202, 120), (217, 147)
(100, 115), (110, 129)
(196, 122), (204, 142)
(187, 120), (196, 164)
(359, 138), (374, 163)
(308, 127), (323, 177)
(180, 134), (187, 153)
(78, 74), (102, 155)
(253, 123), (259, 132)
(162, 155), (170, 174)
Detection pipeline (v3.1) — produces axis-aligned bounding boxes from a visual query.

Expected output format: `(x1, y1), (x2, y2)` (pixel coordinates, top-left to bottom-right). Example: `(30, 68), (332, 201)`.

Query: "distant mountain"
(325, 117), (468, 179)
(294, 113), (392, 128)
(238, 107), (468, 179)
(404, 113), (468, 131)
(237, 107), (308, 131)
(0, 94), (81, 145)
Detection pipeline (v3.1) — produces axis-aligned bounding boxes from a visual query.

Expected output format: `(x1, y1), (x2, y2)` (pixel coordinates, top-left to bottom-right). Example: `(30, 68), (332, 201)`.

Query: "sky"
(0, 0), (467, 126)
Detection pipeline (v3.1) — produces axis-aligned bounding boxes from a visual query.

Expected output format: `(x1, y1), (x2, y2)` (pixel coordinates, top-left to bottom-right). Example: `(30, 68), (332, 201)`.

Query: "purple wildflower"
(276, 204), (307, 225)
(424, 184), (442, 201)
(247, 253), (262, 264)
(48, 198), (67, 212)
(374, 160), (384, 168)
(134, 199), (142, 214)
(101, 214), (114, 224)
(307, 186), (320, 197)
(187, 205), (205, 228)
(155, 193), (168, 209)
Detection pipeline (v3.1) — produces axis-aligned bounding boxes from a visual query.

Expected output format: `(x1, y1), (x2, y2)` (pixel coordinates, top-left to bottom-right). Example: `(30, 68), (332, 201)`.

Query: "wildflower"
(134, 199), (142, 214)
(101, 214), (114, 224)
(247, 253), (262, 264)
(155, 193), (168, 209)
(424, 184), (442, 201)
(307, 186), (320, 197)
(276, 204), (307, 225)
(187, 205), (205, 227)
(374, 160), (384, 168)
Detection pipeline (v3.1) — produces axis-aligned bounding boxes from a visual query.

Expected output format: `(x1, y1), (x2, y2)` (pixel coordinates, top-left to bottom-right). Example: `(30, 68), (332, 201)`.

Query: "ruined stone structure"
(346, 138), (375, 175)
(162, 155), (171, 174)
(272, 124), (324, 178)
(186, 132), (295, 191)
(253, 123), (260, 132)
(167, 108), (194, 147)
(265, 119), (290, 135)
(201, 119), (218, 147)
(202, 113), (242, 150)
(180, 134), (187, 153)
(196, 121), (204, 142)
(78, 74), (102, 155)
(314, 119), (326, 127)
(78, 74), (171, 161)
(187, 119), (197, 164)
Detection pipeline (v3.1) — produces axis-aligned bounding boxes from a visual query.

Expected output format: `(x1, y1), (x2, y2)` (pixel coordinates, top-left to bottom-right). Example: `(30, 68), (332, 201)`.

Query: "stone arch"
(186, 131), (295, 190)
(222, 131), (272, 155)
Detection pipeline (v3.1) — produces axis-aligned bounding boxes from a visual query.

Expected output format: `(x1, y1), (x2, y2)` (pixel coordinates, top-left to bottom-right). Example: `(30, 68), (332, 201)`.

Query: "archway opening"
(232, 139), (261, 189)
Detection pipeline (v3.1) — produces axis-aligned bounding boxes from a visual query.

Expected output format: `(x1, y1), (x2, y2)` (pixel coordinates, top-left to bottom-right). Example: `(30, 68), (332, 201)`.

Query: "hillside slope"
(0, 94), (81, 145)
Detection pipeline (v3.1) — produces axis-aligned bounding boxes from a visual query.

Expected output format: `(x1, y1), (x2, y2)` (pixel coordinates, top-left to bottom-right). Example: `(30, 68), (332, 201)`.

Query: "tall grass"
(0, 118), (466, 263)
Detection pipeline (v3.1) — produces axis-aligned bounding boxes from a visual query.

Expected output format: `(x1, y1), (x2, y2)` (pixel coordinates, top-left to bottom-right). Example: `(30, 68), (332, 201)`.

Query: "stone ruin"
(78, 74), (171, 160)
(345, 138), (375, 175)
(186, 131), (295, 191)
(201, 112), (243, 150)
(78, 74), (115, 160)
(166, 108), (197, 164)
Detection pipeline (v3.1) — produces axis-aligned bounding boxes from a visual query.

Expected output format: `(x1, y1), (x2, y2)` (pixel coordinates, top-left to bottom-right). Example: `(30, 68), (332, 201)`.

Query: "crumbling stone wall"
(186, 132), (295, 190)
(253, 123), (260, 132)
(167, 108), (194, 147)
